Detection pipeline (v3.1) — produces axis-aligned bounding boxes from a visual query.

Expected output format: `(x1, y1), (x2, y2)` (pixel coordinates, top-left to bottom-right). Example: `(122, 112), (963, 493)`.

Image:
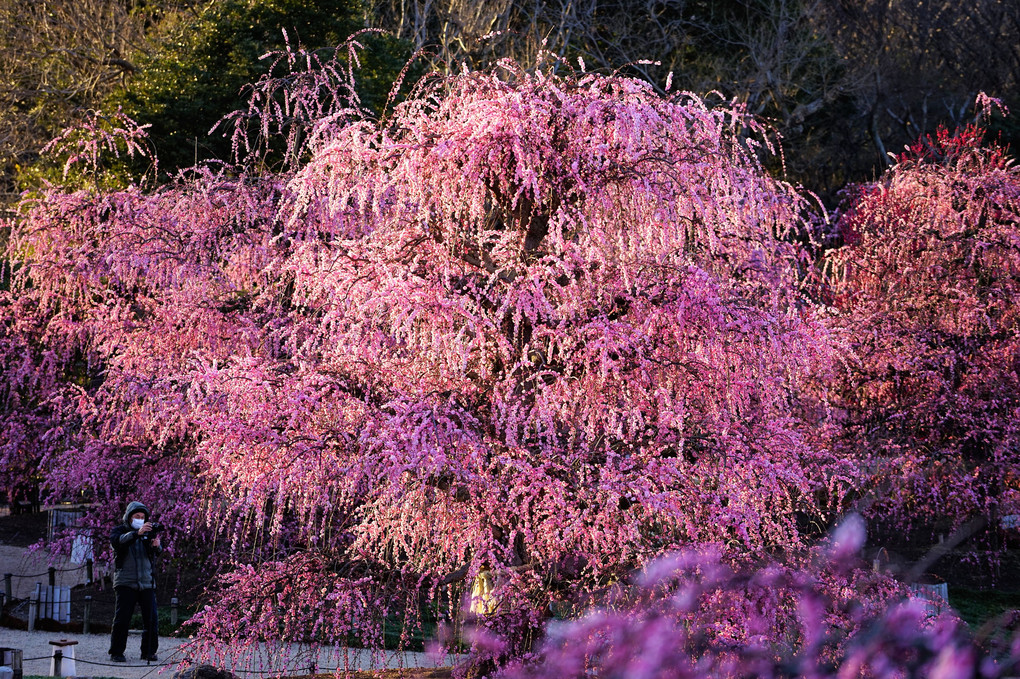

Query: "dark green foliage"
(950, 585), (1020, 628)
(110, 0), (414, 176)
(987, 107), (1020, 160)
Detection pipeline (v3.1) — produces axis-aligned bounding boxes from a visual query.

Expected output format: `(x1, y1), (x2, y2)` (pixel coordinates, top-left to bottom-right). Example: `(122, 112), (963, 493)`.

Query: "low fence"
(908, 581), (950, 616)
(0, 499), (42, 517)
(1, 638), (448, 678)
(3, 641), (182, 678)
(1, 563), (184, 634)
(2, 562), (93, 630)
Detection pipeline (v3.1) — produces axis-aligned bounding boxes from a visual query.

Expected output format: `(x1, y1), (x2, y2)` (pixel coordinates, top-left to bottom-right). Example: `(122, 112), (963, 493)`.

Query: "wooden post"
(85, 559), (93, 585)
(0, 648), (23, 679)
(48, 640), (77, 678)
(83, 596), (92, 634)
(170, 597), (179, 626)
(28, 584), (40, 632)
(3, 573), (11, 602)
(48, 567), (55, 588)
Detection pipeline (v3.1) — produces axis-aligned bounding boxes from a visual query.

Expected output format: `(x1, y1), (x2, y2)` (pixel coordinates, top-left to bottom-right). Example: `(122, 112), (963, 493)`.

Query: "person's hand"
(138, 521), (153, 535)
(151, 535), (161, 548)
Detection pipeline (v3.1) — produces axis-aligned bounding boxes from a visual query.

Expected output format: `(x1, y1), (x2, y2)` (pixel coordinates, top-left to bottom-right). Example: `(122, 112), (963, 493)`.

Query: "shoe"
(110, 654), (127, 663)
(142, 654), (159, 662)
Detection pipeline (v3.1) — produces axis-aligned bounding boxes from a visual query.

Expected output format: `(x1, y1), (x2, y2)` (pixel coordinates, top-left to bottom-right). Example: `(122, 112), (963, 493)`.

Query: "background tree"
(0, 0), (414, 190)
(0, 0), (173, 192)
(5, 0), (1016, 201)
(107, 0), (414, 176)
(816, 0), (1020, 170)
(367, 0), (1020, 205)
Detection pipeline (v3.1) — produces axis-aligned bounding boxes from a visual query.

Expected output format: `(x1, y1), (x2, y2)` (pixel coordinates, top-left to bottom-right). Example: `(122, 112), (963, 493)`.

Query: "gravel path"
(1, 627), (448, 679)
(1, 542), (450, 678)
(1, 628), (187, 679)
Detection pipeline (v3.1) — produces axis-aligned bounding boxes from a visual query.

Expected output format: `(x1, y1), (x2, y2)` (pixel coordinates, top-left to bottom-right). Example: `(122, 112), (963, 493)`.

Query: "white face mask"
(131, 518), (145, 531)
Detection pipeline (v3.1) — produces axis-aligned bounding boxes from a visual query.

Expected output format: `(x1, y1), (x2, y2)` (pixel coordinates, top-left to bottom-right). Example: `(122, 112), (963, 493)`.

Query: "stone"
(172, 664), (239, 679)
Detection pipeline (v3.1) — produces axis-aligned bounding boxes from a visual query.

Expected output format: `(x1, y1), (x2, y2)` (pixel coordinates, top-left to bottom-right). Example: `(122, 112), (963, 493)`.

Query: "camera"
(141, 521), (165, 539)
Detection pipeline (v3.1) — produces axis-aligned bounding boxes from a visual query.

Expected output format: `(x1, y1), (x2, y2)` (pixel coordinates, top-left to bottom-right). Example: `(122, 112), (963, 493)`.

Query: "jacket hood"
(123, 501), (149, 525)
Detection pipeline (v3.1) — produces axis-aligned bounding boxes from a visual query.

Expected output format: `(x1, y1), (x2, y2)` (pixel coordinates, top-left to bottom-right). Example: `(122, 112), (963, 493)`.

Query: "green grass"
(949, 586), (1020, 627)
(127, 603), (194, 637)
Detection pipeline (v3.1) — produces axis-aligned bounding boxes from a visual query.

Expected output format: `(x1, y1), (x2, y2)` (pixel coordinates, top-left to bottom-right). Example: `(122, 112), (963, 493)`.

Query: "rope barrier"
(7, 571), (52, 580)
(7, 563), (89, 579)
(24, 651), (391, 677)
(2, 592), (116, 601)
(24, 653), (177, 679)
(18, 651), (420, 677)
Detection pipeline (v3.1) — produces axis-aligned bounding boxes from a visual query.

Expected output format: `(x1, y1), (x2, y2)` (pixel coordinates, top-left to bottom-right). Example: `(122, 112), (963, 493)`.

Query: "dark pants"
(109, 586), (159, 657)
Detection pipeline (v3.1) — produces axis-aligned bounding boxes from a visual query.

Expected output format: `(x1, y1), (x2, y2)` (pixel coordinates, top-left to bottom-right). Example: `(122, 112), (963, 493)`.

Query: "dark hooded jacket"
(110, 501), (161, 589)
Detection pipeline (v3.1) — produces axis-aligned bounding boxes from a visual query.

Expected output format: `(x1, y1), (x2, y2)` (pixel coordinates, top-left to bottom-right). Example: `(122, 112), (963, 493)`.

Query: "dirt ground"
(0, 511), (117, 633)
(0, 510), (48, 547)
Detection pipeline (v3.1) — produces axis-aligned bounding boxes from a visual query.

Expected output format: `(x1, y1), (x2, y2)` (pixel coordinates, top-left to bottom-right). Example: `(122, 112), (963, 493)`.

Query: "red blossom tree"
(824, 96), (1020, 539)
(3, 49), (856, 667)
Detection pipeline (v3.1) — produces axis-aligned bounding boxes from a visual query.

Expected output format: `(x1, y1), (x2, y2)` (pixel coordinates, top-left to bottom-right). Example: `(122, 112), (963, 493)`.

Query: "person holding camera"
(108, 501), (163, 663)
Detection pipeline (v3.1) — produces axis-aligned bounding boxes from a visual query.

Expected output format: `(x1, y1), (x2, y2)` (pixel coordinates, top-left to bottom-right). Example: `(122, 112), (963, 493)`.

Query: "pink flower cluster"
(501, 520), (1020, 678)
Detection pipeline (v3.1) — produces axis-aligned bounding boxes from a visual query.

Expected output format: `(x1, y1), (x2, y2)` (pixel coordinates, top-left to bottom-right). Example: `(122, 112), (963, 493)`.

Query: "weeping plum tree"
(824, 96), (1020, 540)
(3, 45), (855, 666)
